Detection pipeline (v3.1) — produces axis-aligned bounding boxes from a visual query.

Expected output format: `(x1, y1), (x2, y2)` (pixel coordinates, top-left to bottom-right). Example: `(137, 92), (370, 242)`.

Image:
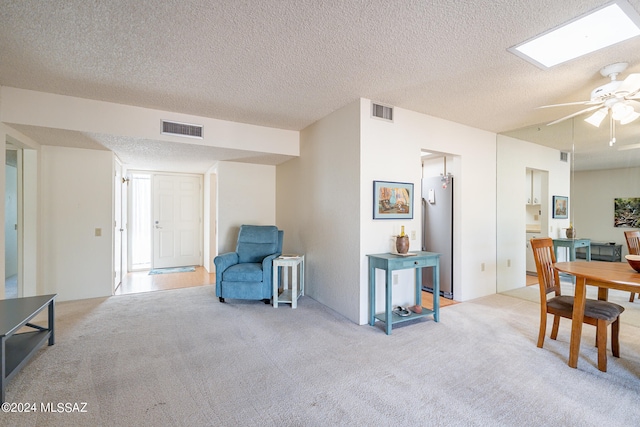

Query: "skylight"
(509, 1), (640, 69)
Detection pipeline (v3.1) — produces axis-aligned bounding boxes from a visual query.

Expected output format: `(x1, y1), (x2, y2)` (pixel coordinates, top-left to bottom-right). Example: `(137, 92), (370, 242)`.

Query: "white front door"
(153, 174), (202, 268)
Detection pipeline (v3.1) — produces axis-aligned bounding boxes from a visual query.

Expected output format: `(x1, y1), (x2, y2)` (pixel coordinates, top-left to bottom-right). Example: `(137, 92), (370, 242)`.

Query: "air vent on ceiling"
(371, 102), (393, 122)
(161, 120), (203, 139)
(560, 151), (569, 162)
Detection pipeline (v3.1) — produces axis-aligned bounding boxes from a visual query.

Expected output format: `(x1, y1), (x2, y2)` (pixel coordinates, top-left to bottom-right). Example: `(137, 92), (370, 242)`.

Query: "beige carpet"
(5, 285), (640, 426)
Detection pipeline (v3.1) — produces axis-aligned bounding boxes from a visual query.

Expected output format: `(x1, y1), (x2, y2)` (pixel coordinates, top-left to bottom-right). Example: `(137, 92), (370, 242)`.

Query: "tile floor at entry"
(115, 267), (214, 295)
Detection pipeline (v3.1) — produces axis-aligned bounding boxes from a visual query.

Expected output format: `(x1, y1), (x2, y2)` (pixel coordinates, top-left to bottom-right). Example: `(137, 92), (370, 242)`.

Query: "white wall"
(216, 161), (276, 254)
(0, 124), (41, 300)
(22, 148), (38, 297)
(5, 162), (17, 278)
(278, 98), (498, 325)
(423, 155), (459, 180)
(573, 167), (640, 254)
(203, 171), (217, 272)
(361, 101), (497, 321)
(1, 87), (298, 160)
(277, 100), (361, 322)
(360, 106), (425, 318)
(1, 86), (299, 300)
(496, 135), (571, 292)
(40, 146), (113, 301)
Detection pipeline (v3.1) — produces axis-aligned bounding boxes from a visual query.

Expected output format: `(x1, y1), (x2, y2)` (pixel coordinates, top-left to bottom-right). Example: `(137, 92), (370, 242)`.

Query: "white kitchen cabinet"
(526, 169), (542, 205)
(531, 170), (541, 205)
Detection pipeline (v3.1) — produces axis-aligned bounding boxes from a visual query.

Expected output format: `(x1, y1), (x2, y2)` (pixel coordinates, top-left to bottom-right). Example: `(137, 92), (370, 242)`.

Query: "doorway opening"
(525, 168), (549, 279)
(5, 147), (19, 298)
(121, 171), (206, 295)
(421, 151), (459, 300)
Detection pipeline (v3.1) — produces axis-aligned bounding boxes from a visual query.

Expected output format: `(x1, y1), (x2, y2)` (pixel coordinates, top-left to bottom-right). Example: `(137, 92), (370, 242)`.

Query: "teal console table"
(553, 238), (590, 284)
(367, 251), (440, 335)
(576, 242), (621, 262)
(553, 238), (591, 261)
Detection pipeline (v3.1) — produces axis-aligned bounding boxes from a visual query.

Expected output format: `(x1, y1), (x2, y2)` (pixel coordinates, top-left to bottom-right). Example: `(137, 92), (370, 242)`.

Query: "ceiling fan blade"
(546, 104), (604, 126)
(536, 100), (594, 109)
(617, 73), (640, 95)
(584, 107), (609, 127)
(617, 142), (640, 151)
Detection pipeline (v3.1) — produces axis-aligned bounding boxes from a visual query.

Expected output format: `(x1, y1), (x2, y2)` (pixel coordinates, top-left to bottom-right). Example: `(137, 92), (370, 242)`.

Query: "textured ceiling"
(2, 0), (640, 171)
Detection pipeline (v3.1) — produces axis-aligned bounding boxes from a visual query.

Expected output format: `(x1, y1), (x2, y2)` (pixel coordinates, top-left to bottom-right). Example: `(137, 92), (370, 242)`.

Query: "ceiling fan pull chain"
(610, 114), (616, 146)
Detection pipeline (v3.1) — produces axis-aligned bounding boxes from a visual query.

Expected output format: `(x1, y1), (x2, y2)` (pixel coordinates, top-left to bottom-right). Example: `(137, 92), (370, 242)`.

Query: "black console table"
(1, 294), (56, 403)
(576, 242), (622, 262)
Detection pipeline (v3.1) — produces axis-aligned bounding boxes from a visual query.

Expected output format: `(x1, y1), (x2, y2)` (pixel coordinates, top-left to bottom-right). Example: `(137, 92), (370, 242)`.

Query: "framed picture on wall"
(552, 195), (568, 219)
(614, 197), (640, 228)
(373, 180), (413, 219)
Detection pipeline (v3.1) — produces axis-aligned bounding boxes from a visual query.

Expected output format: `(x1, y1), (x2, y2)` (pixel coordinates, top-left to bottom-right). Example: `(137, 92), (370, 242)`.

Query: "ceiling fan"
(539, 62), (640, 145)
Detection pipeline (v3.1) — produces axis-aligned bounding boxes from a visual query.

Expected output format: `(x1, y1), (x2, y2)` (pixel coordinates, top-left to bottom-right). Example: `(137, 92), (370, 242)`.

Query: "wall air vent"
(560, 151), (569, 162)
(161, 120), (203, 139)
(371, 102), (393, 122)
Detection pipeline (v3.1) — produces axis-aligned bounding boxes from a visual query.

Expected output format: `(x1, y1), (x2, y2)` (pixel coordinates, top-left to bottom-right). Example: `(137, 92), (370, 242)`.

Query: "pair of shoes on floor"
(392, 306), (411, 317)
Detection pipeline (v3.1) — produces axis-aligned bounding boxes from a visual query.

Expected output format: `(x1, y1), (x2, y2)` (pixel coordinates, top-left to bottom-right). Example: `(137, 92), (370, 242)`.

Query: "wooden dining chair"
(625, 231), (640, 302)
(530, 237), (624, 372)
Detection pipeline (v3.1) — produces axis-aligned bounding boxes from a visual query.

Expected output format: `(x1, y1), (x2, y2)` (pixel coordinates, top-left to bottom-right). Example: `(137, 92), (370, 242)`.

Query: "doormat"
(149, 266), (196, 275)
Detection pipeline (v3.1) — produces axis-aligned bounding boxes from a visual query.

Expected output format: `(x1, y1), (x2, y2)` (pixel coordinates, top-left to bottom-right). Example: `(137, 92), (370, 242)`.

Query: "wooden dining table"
(554, 261), (640, 369)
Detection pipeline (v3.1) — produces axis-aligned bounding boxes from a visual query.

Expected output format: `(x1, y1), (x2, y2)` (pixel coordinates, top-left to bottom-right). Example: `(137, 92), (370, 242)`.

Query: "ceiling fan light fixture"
(620, 111), (640, 124)
(584, 108), (608, 127)
(611, 101), (635, 121)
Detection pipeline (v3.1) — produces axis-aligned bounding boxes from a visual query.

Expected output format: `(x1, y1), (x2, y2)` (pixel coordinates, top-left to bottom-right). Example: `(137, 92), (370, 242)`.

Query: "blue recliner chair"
(214, 225), (283, 303)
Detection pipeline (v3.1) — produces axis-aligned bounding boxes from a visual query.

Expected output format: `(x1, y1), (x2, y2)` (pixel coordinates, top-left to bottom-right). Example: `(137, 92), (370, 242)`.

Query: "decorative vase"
(396, 235), (409, 254)
(566, 227), (575, 238)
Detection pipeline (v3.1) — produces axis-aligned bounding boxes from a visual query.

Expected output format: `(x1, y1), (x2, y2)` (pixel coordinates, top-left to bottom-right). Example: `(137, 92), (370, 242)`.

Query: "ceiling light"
(509, 1), (640, 69)
(611, 101), (634, 120)
(620, 111), (640, 124)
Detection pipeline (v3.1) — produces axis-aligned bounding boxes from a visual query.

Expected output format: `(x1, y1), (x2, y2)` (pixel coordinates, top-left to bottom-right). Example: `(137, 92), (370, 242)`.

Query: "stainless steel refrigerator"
(421, 176), (453, 299)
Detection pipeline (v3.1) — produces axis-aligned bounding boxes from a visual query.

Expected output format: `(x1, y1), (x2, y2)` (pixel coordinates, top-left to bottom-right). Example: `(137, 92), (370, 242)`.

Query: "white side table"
(272, 255), (305, 308)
